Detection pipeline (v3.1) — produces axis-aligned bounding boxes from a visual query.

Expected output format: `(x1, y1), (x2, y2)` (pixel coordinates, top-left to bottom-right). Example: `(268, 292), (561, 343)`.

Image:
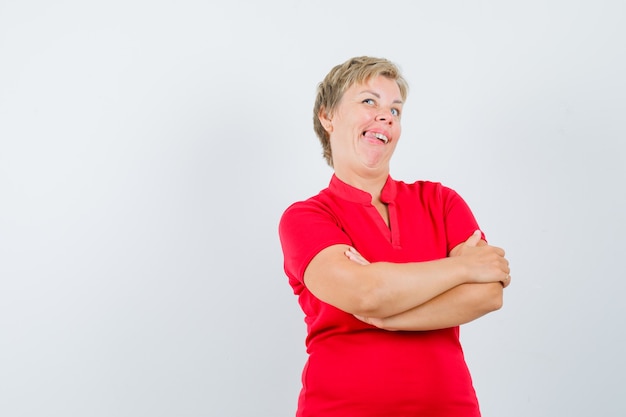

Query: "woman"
(279, 56), (510, 416)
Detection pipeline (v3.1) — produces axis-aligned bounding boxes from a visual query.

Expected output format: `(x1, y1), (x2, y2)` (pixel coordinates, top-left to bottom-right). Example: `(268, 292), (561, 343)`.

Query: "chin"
(360, 154), (391, 168)
(359, 159), (390, 172)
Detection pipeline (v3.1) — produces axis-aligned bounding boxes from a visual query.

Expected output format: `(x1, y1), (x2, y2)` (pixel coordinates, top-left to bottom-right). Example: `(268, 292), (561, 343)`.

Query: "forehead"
(345, 76), (402, 99)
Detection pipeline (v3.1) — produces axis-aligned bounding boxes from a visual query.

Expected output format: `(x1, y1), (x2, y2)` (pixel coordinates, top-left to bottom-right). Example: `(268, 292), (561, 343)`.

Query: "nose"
(375, 110), (394, 124)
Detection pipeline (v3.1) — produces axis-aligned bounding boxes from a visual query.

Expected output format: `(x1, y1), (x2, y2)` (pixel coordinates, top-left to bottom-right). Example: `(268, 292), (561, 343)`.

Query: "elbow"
(470, 282), (504, 315)
(349, 276), (388, 318)
(352, 290), (384, 318)
(486, 283), (504, 312)
(491, 295), (503, 312)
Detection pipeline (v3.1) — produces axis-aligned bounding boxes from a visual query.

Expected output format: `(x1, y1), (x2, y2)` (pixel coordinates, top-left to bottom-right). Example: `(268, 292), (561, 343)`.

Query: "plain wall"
(1, 1), (624, 416)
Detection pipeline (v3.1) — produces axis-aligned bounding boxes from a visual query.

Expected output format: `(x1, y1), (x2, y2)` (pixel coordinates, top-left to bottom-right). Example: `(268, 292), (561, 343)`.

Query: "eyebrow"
(358, 90), (404, 105)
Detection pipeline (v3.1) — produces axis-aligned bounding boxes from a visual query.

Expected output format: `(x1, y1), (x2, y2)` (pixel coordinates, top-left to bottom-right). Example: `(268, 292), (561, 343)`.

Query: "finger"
(501, 274), (511, 288)
(354, 314), (368, 323)
(349, 247), (371, 264)
(354, 314), (375, 325)
(354, 314), (383, 328)
(491, 246), (505, 257)
(465, 230), (482, 247)
(344, 249), (369, 265)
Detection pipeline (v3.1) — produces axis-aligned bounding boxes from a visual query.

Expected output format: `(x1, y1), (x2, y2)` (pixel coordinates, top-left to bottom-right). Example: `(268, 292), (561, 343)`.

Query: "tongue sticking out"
(363, 131), (389, 144)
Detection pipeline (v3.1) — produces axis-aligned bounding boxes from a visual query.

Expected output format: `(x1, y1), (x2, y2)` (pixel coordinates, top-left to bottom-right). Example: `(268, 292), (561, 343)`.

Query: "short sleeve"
(278, 200), (352, 289)
(440, 186), (485, 253)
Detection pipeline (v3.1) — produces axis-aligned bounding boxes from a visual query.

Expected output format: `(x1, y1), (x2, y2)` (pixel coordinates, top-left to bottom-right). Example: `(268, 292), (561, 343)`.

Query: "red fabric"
(279, 174), (483, 417)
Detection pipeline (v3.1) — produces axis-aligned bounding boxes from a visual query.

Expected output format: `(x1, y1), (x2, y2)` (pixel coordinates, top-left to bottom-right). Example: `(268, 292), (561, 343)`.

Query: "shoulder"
(278, 189), (353, 282)
(392, 178), (459, 202)
(279, 189), (343, 234)
(280, 190), (334, 221)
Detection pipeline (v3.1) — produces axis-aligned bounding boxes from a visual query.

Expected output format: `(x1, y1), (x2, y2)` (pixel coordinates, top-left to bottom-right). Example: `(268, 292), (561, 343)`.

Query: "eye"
(363, 98), (375, 105)
(391, 108), (400, 117)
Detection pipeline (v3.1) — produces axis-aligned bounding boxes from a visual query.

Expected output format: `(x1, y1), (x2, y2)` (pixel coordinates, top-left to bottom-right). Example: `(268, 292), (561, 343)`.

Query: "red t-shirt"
(279, 174), (483, 417)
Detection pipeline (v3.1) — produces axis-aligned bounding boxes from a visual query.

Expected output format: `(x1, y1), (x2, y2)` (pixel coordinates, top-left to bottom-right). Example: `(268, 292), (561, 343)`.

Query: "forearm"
(358, 283), (503, 331)
(342, 256), (469, 318)
(305, 236), (509, 319)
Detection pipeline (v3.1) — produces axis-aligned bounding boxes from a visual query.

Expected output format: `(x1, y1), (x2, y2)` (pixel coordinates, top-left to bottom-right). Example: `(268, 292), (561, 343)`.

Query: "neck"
(334, 167), (389, 202)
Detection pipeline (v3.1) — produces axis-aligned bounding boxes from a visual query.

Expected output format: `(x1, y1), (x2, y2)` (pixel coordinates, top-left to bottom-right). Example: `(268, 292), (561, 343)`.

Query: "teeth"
(374, 132), (389, 143)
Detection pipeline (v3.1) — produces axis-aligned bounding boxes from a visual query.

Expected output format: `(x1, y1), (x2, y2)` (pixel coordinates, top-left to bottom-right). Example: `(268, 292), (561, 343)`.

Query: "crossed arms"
(303, 230), (511, 331)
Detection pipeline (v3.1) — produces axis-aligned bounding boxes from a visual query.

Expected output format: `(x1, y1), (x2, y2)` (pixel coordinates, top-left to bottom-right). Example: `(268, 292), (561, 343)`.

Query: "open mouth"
(363, 131), (389, 144)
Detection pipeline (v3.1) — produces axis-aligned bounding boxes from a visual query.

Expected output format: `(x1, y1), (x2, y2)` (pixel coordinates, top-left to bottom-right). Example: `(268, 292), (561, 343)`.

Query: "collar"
(328, 174), (397, 204)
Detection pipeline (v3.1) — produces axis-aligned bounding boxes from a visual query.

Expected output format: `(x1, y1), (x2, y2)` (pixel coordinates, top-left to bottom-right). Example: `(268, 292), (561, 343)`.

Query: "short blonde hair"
(313, 56), (409, 166)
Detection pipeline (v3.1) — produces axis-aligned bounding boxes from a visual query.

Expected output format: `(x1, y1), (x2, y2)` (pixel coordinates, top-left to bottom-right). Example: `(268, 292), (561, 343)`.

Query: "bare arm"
(303, 231), (510, 318)
(350, 233), (510, 330)
(355, 283), (503, 331)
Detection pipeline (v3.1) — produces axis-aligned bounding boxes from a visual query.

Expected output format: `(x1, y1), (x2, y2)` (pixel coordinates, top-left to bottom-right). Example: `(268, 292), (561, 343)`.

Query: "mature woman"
(278, 56), (510, 417)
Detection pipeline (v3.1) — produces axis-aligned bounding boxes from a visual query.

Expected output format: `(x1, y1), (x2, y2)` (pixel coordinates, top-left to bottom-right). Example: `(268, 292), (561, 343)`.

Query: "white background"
(1, 1), (625, 416)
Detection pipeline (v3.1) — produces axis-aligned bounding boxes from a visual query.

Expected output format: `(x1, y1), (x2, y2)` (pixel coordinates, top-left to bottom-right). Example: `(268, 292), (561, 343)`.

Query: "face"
(320, 76), (403, 176)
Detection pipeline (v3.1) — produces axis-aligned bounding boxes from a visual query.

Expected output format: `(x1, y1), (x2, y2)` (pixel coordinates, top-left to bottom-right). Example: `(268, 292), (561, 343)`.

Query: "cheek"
(354, 113), (375, 131)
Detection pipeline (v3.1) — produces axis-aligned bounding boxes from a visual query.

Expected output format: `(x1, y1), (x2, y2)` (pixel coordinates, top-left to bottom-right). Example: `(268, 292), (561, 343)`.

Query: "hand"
(344, 247), (370, 265)
(353, 314), (387, 329)
(452, 230), (511, 288)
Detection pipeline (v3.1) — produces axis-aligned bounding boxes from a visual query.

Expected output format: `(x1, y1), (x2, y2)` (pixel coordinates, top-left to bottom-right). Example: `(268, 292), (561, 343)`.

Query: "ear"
(318, 107), (333, 134)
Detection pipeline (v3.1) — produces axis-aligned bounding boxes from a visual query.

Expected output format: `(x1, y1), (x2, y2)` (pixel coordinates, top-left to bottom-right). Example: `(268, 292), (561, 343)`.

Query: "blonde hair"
(313, 56), (409, 166)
